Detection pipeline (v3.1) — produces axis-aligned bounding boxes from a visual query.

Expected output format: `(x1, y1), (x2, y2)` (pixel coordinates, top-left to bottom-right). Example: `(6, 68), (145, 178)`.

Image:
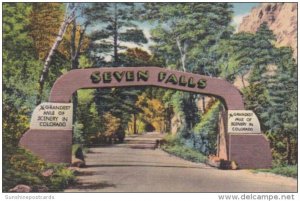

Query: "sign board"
(89, 70), (207, 89)
(227, 110), (261, 134)
(30, 102), (73, 130)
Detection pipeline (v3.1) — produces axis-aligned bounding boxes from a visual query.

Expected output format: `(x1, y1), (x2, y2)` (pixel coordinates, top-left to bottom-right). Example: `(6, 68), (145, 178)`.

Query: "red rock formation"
(238, 3), (297, 59)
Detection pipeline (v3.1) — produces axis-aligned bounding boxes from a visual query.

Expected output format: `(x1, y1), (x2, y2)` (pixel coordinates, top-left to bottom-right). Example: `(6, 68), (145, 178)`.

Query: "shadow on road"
(68, 182), (116, 190)
(85, 163), (210, 169)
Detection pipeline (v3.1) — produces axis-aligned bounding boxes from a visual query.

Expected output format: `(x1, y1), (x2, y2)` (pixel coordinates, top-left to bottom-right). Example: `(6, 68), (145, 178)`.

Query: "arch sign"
(19, 67), (272, 169)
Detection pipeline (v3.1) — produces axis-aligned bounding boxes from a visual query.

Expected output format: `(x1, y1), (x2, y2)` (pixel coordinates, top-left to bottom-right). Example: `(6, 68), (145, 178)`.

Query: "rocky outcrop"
(32, 185), (49, 192)
(238, 3), (297, 59)
(9, 185), (32, 192)
(41, 169), (54, 177)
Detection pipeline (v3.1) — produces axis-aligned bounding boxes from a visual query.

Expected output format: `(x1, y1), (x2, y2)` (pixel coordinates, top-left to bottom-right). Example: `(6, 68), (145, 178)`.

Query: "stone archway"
(19, 67), (272, 168)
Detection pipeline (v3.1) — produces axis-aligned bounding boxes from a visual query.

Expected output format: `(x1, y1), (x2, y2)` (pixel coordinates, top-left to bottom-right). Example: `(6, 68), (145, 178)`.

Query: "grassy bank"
(3, 148), (76, 192)
(254, 165), (297, 178)
(160, 134), (207, 163)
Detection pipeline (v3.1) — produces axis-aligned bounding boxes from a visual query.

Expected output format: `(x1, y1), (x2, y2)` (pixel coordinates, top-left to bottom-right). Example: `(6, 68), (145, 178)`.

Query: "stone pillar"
(19, 102), (73, 163)
(217, 111), (228, 160)
(19, 130), (72, 163)
(217, 110), (272, 169)
(229, 134), (272, 169)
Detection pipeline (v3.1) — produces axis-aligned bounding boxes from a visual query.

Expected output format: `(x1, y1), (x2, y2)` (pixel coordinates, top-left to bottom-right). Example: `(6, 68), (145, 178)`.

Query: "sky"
(231, 3), (260, 27)
(232, 3), (260, 15)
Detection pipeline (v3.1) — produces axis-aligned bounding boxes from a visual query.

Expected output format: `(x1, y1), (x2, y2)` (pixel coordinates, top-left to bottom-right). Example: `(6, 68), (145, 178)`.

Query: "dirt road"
(65, 133), (297, 192)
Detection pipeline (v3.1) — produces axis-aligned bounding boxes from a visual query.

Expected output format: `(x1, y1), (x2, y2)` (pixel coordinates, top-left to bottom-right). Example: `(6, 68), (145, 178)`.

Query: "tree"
(67, 3), (91, 127)
(143, 3), (233, 143)
(249, 22), (276, 83)
(3, 3), (42, 110)
(29, 3), (65, 60)
(219, 33), (255, 83)
(133, 93), (166, 133)
(262, 47), (297, 165)
(86, 3), (148, 66)
(192, 101), (221, 154)
(94, 87), (141, 135)
(144, 3), (233, 73)
(83, 3), (149, 137)
(3, 3), (45, 191)
(102, 112), (121, 143)
(36, 3), (76, 105)
(230, 23), (297, 165)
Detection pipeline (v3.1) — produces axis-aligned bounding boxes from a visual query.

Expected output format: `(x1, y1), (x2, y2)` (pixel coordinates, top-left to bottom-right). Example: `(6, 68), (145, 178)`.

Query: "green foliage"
(73, 122), (84, 144)
(169, 91), (200, 138)
(119, 48), (164, 67)
(79, 55), (93, 68)
(133, 92), (166, 133)
(76, 88), (132, 144)
(191, 101), (221, 154)
(3, 3), (42, 109)
(227, 23), (297, 165)
(144, 3), (234, 160)
(161, 134), (207, 163)
(145, 3), (233, 72)
(45, 164), (76, 192)
(3, 3), (75, 192)
(3, 148), (75, 192)
(255, 165), (297, 178)
(120, 29), (148, 44)
(127, 118), (146, 134)
(85, 3), (147, 66)
(3, 3), (32, 53)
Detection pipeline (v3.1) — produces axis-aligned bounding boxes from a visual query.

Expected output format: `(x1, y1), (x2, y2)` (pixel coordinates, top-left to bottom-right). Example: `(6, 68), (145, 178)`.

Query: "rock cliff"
(238, 3), (297, 59)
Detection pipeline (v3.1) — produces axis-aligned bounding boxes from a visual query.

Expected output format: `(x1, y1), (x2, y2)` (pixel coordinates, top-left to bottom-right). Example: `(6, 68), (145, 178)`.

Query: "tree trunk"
(286, 134), (292, 165)
(71, 19), (77, 69)
(70, 16), (87, 125)
(133, 113), (137, 134)
(71, 18), (78, 125)
(176, 37), (186, 72)
(113, 3), (118, 66)
(241, 74), (246, 88)
(36, 5), (75, 105)
(202, 96), (205, 113)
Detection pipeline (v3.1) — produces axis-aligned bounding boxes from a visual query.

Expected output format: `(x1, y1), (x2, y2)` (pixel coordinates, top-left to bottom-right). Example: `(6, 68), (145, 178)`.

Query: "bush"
(73, 122), (85, 144)
(191, 101), (221, 154)
(46, 164), (75, 191)
(255, 165), (297, 178)
(161, 134), (207, 163)
(2, 147), (75, 192)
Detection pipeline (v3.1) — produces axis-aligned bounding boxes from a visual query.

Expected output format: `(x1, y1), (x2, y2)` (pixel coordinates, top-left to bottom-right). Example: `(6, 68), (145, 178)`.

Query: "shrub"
(46, 165), (75, 191)
(161, 134), (207, 163)
(2, 147), (75, 192)
(256, 165), (297, 178)
(191, 101), (221, 155)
